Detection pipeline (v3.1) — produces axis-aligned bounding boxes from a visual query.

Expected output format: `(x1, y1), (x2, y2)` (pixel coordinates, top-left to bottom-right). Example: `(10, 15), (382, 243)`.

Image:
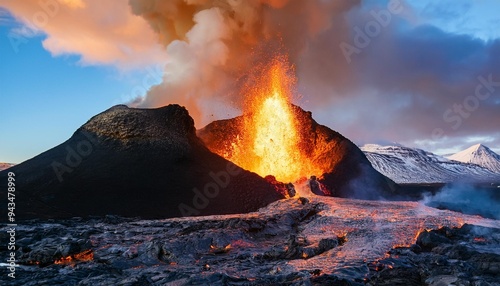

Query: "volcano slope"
(198, 104), (397, 199)
(0, 105), (283, 220)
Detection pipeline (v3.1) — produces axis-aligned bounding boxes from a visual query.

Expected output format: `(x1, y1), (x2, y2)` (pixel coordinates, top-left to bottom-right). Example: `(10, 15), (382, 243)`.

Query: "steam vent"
(0, 104), (395, 220)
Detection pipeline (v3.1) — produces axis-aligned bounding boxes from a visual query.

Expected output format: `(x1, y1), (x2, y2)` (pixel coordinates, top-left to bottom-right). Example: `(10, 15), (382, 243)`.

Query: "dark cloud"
(295, 2), (500, 153)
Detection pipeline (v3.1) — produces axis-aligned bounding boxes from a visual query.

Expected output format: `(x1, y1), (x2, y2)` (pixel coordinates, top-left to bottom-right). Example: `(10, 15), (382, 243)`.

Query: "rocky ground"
(1, 197), (499, 285)
(367, 224), (500, 286)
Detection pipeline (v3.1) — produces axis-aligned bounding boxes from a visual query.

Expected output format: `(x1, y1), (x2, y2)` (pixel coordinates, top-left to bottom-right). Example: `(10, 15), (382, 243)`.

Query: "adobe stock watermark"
(178, 162), (242, 217)
(340, 0), (403, 64)
(8, 0), (63, 54)
(51, 131), (98, 182)
(6, 172), (17, 279)
(432, 74), (500, 140)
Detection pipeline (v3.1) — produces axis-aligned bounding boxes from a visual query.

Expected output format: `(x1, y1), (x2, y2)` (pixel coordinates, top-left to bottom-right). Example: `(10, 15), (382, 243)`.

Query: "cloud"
(345, 25), (499, 152)
(0, 0), (167, 69)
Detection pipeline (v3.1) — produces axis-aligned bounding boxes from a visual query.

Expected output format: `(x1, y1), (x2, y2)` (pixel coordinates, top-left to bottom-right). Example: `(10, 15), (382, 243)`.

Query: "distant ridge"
(361, 144), (500, 184)
(0, 163), (15, 171)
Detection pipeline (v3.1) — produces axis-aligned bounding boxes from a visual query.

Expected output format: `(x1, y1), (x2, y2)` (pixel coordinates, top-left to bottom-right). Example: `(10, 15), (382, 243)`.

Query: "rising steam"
(422, 183), (500, 220)
(128, 0), (360, 126)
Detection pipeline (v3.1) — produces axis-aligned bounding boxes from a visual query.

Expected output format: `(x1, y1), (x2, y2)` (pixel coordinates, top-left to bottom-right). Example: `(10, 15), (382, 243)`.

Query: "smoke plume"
(128, 0), (360, 126)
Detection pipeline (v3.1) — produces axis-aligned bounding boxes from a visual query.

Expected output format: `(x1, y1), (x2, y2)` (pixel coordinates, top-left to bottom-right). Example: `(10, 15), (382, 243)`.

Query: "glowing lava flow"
(227, 57), (323, 182)
(250, 91), (301, 182)
(54, 250), (93, 265)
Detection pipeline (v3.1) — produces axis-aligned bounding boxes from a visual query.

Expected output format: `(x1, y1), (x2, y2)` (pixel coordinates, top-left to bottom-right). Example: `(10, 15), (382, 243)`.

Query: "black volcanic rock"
(197, 104), (397, 199)
(0, 105), (283, 220)
(368, 224), (500, 285)
(2, 200), (498, 286)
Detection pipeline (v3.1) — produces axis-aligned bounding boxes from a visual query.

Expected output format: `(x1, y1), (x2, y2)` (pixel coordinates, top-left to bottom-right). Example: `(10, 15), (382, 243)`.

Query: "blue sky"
(0, 24), (160, 162)
(1, 0), (500, 163)
(410, 0), (500, 41)
(0, 8), (162, 162)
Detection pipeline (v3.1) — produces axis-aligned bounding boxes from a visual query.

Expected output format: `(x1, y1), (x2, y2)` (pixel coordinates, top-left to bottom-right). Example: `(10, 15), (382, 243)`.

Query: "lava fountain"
(224, 56), (323, 183)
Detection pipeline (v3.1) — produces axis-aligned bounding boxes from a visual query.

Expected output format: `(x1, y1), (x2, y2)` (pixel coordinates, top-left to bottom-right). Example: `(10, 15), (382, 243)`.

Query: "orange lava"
(226, 56), (323, 182)
(54, 249), (93, 265)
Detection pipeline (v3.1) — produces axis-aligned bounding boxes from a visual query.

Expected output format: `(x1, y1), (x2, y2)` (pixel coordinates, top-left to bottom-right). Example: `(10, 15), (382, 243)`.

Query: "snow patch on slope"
(448, 144), (500, 173)
(0, 163), (15, 171)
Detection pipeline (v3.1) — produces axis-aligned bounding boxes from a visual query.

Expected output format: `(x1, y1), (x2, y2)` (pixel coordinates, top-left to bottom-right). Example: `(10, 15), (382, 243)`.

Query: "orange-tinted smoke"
(129, 0), (360, 127)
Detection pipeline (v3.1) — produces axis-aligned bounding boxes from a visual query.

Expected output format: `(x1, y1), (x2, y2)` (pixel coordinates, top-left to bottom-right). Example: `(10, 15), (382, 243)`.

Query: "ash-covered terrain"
(1, 197), (499, 285)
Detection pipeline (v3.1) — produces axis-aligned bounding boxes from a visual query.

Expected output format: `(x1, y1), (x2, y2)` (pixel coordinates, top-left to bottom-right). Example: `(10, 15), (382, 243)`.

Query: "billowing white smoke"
(131, 5), (232, 123)
(128, 0), (360, 126)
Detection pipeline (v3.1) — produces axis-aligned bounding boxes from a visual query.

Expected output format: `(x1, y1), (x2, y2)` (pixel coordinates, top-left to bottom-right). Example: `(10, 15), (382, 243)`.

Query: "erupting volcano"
(198, 57), (395, 198)
(219, 57), (323, 182)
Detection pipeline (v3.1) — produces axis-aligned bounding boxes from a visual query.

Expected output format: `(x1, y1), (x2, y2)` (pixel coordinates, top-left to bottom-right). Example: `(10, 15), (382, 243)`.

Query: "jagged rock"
(0, 105), (283, 219)
(368, 224), (500, 286)
(286, 182), (296, 197)
(1, 198), (499, 285)
(309, 175), (328, 196)
(0, 199), (334, 285)
(416, 229), (452, 250)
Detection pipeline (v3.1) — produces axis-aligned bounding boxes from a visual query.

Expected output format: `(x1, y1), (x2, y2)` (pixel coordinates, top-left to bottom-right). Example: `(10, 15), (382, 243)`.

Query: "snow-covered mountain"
(447, 144), (500, 173)
(361, 144), (500, 184)
(0, 163), (15, 171)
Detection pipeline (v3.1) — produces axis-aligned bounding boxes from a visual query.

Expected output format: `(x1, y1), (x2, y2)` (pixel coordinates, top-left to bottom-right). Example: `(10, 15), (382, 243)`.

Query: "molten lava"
(227, 57), (323, 183)
(54, 249), (94, 265)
